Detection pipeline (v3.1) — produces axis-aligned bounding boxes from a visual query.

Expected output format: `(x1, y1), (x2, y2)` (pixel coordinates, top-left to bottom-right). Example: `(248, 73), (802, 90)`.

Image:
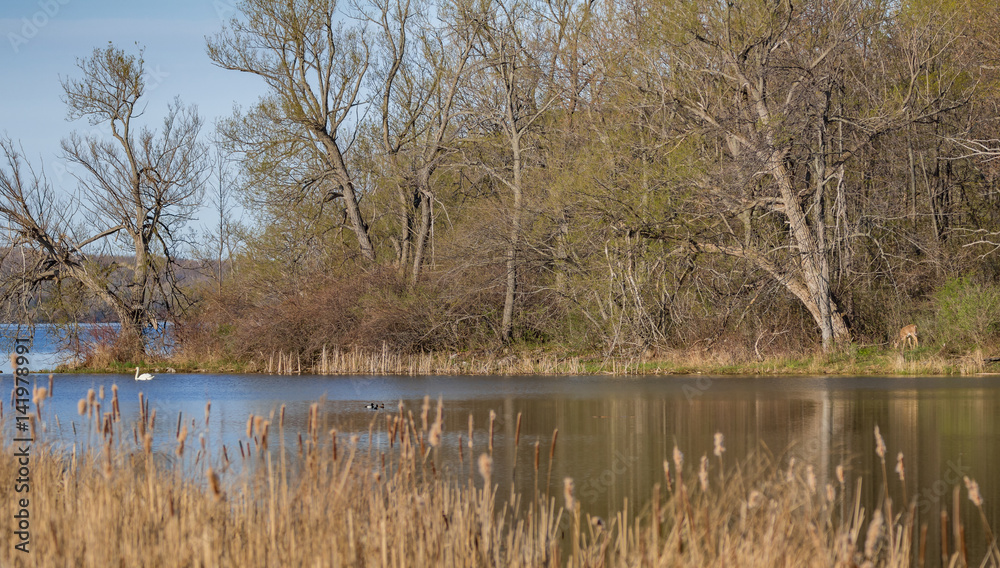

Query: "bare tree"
(457, 0), (563, 342)
(207, 142), (242, 294)
(364, 0), (476, 282)
(207, 0), (377, 262)
(0, 44), (207, 355)
(613, 0), (972, 350)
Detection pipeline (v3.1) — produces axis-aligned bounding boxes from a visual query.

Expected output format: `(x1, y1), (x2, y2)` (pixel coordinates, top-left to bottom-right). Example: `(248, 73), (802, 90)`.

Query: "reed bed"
(2, 397), (998, 567)
(264, 344), (586, 376)
(248, 343), (995, 377)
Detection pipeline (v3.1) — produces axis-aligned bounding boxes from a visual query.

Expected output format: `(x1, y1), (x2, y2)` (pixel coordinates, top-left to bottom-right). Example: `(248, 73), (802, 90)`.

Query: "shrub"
(932, 276), (1000, 349)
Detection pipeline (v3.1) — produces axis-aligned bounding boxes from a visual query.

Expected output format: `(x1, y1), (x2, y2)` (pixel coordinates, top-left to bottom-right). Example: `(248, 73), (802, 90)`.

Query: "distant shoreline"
(47, 344), (999, 377)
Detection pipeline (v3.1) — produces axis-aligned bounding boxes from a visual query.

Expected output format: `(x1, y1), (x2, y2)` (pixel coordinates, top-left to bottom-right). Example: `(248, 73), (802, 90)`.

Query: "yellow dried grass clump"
(1, 404), (997, 568)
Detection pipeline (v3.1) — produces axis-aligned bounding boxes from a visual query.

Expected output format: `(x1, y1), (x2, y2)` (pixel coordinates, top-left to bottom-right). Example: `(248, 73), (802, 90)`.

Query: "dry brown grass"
(262, 345), (587, 376)
(2, 402), (998, 567)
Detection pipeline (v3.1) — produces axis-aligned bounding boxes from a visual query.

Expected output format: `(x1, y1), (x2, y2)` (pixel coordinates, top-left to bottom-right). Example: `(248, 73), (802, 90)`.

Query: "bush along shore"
(1, 395), (998, 567)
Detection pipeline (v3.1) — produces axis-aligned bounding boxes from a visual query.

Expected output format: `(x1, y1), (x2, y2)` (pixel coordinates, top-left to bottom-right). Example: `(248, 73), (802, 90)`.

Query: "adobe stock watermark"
(7, 0), (72, 54)
(211, 0), (238, 21)
(683, 375), (714, 401)
(578, 449), (640, 503)
(917, 458), (973, 515)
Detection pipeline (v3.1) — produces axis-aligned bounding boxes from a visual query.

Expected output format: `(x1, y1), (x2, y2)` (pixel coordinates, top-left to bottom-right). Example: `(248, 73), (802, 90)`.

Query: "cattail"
(874, 425), (886, 459)
(836, 464), (845, 484)
(488, 410), (496, 454)
(467, 414), (474, 449)
(87, 389), (95, 418)
(421, 395), (431, 432)
(207, 467), (223, 501)
(964, 476), (983, 506)
(260, 420), (270, 449)
(205, 401), (211, 426)
(698, 454), (709, 491)
(246, 414), (254, 438)
(32, 386), (46, 406)
(895, 452), (905, 481)
(111, 384), (119, 421)
(865, 510), (884, 559)
(99, 385), (104, 400)
(805, 465), (816, 495)
(786, 457), (797, 483)
(77, 398), (87, 416)
(429, 397), (443, 448)
(713, 432), (725, 457)
(826, 483), (836, 503)
(428, 421), (442, 448)
(564, 477), (576, 512)
(478, 453), (493, 486)
(663, 459), (672, 488)
(176, 424), (188, 456)
(673, 446), (683, 471)
(143, 433), (153, 455)
(279, 404), (285, 429)
(308, 403), (319, 439)
(48, 374), (53, 397)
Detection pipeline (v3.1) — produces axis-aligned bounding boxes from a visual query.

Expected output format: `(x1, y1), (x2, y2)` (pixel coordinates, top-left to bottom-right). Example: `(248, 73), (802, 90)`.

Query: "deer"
(895, 324), (918, 350)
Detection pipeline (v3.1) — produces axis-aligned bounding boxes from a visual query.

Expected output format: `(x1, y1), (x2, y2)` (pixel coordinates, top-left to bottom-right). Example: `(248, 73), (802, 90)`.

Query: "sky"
(0, 0), (266, 233)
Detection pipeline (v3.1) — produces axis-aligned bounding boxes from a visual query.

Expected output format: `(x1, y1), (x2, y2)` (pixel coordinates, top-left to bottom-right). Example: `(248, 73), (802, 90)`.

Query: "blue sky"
(0, 0), (265, 231)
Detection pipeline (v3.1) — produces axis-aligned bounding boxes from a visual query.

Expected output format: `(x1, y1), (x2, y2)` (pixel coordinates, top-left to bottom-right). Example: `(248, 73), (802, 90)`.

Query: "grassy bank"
(57, 342), (1000, 376)
(2, 397), (998, 567)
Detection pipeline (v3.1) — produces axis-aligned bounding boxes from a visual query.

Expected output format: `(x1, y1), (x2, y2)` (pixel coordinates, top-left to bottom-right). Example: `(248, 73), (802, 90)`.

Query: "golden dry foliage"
(1, 403), (998, 567)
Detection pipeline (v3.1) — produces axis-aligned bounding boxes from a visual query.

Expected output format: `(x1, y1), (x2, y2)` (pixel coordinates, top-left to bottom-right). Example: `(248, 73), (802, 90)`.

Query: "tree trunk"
(696, 242), (849, 349)
(501, 137), (524, 343)
(411, 185), (432, 282)
(316, 130), (376, 262)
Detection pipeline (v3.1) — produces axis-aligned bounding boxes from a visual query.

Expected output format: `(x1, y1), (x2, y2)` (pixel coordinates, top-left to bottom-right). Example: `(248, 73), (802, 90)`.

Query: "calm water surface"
(7, 329), (1000, 561)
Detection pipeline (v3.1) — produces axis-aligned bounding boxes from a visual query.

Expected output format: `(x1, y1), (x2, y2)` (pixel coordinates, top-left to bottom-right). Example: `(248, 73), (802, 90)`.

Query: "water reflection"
(16, 372), (1000, 562)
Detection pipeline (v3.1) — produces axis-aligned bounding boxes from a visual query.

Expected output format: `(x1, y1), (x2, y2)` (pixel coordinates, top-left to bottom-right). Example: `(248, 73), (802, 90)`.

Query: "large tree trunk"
(315, 129), (377, 262)
(696, 242), (849, 348)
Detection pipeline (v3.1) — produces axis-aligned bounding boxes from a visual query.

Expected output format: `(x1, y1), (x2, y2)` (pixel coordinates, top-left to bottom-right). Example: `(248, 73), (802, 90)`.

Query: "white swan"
(134, 367), (154, 381)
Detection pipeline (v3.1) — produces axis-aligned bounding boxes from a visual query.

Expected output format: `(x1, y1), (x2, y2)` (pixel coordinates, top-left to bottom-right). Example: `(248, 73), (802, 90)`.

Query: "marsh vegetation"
(3, 395), (998, 567)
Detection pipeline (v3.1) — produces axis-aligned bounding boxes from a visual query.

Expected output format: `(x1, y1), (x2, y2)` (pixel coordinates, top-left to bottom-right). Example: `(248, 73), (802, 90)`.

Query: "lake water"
(5, 327), (1000, 562)
(0, 322), (172, 372)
